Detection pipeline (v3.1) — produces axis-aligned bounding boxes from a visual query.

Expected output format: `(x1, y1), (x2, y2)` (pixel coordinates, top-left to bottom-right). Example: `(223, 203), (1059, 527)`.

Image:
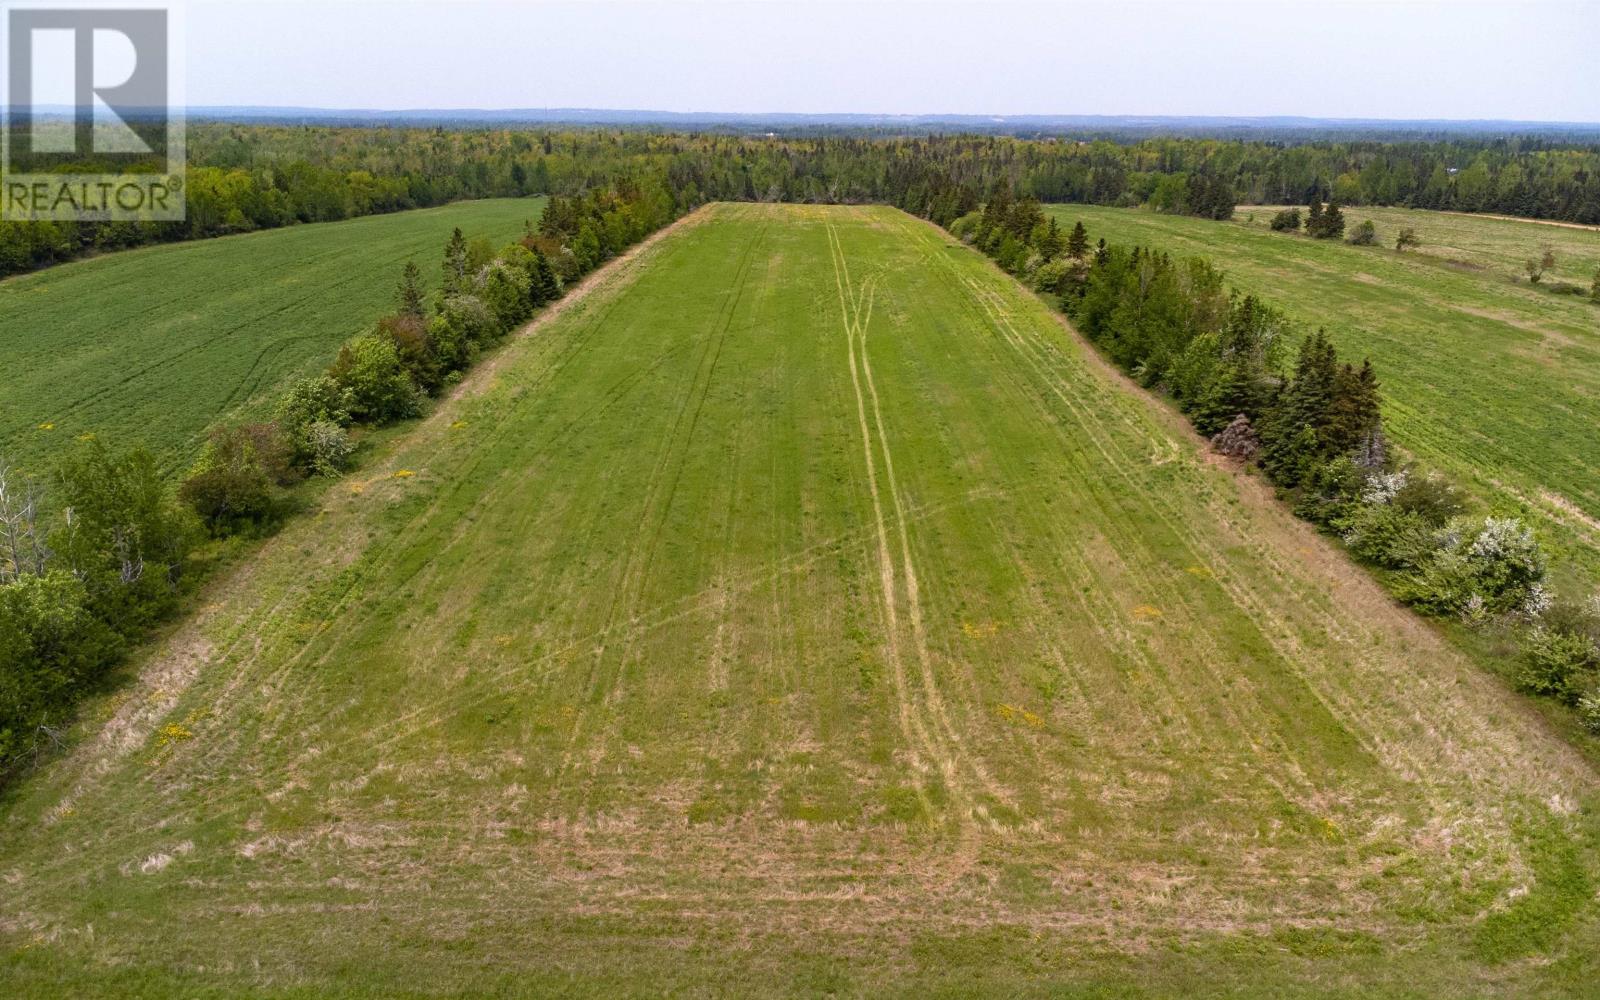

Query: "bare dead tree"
(111, 525), (145, 586)
(0, 457), (49, 583)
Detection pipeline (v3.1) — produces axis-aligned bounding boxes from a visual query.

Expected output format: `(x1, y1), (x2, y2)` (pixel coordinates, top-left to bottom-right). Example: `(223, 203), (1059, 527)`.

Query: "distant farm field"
(0, 197), (544, 475)
(3, 204), (1595, 996)
(1046, 204), (1600, 584)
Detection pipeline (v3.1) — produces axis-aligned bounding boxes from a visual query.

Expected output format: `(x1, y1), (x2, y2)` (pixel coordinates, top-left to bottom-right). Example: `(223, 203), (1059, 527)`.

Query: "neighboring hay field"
(1044, 204), (1600, 585)
(0, 197), (544, 475)
(1, 204), (1596, 996)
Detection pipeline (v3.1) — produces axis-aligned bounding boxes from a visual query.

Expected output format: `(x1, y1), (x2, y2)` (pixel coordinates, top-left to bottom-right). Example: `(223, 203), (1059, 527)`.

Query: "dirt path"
(1437, 210), (1600, 232)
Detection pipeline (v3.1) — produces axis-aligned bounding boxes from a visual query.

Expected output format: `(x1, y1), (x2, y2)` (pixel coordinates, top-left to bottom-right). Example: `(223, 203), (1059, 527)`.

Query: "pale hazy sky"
(183, 0), (1600, 121)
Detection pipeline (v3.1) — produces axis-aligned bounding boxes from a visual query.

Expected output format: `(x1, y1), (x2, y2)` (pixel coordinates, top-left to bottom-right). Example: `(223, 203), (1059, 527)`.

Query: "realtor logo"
(2, 2), (185, 221)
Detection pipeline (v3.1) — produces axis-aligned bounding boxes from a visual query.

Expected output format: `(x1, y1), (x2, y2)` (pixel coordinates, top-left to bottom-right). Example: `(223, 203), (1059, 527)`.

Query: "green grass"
(2, 204), (1597, 996)
(1044, 204), (1600, 587)
(0, 197), (544, 476)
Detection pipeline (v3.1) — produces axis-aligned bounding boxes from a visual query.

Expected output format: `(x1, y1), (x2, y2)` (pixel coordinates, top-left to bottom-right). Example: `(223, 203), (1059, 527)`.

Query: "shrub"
(1396, 516), (1546, 616)
(178, 423), (297, 535)
(0, 570), (119, 770)
(1269, 209), (1301, 232)
(328, 333), (423, 425)
(376, 313), (440, 394)
(1294, 456), (1365, 527)
(276, 374), (354, 471)
(1515, 626), (1599, 702)
(1342, 502), (1441, 569)
(428, 295), (499, 375)
(1347, 220), (1378, 246)
(303, 420), (354, 477)
(474, 258), (532, 330)
(1465, 516), (1546, 610)
(1392, 470), (1466, 525)
(1210, 413), (1261, 461)
(1030, 258), (1071, 296)
(1580, 684), (1600, 734)
(50, 439), (196, 628)
(947, 211), (981, 242)
(1395, 227), (1420, 251)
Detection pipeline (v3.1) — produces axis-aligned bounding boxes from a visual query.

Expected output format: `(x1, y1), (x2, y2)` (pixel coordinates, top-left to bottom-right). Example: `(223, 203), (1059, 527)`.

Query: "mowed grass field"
(1045, 204), (1600, 585)
(2, 204), (1597, 997)
(0, 198), (544, 475)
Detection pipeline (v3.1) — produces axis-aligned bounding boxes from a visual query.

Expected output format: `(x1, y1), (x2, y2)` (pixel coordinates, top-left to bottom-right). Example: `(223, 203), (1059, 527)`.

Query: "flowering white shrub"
(1361, 470), (1408, 506)
(1519, 583), (1554, 621)
(1580, 687), (1600, 734)
(1469, 517), (1539, 563)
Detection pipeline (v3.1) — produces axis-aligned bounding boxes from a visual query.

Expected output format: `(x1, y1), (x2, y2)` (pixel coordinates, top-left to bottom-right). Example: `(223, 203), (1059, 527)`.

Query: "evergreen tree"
(1036, 217), (1065, 261)
(397, 261), (424, 318)
(442, 228), (468, 296)
(1322, 202), (1346, 239)
(978, 189), (1011, 242)
(530, 249), (560, 303)
(1326, 360), (1382, 455)
(1260, 330), (1339, 485)
(1066, 221), (1090, 261)
(1306, 199), (1324, 236)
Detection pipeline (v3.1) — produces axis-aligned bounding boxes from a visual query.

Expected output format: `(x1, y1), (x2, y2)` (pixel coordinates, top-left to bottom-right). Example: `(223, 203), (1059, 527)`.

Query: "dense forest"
(4, 126), (1599, 277)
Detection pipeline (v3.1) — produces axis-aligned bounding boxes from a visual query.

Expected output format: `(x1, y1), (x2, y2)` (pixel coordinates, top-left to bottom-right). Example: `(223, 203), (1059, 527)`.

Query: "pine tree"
(442, 228), (468, 296)
(396, 261), (424, 318)
(1066, 221), (1089, 261)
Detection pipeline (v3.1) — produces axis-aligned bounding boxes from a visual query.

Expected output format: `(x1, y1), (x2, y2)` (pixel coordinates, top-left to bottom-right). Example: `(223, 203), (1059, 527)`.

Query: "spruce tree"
(397, 261), (424, 318)
(1037, 218), (1065, 261)
(1067, 221), (1090, 261)
(442, 228), (468, 296)
(1322, 202), (1346, 239)
(1261, 330), (1339, 485)
(1306, 199), (1324, 236)
(531, 249), (560, 303)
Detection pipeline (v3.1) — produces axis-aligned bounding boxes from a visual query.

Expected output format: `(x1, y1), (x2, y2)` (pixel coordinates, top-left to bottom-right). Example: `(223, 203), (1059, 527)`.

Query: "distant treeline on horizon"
(4, 123), (1598, 277)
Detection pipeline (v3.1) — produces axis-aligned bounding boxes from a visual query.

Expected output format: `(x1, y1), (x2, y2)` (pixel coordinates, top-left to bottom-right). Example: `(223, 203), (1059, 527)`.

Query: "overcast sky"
(183, 0), (1600, 121)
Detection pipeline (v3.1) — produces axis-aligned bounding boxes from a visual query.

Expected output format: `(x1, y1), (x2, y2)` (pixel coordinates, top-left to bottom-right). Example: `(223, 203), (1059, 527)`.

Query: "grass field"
(1045, 204), (1600, 586)
(2, 204), (1597, 996)
(0, 198), (544, 476)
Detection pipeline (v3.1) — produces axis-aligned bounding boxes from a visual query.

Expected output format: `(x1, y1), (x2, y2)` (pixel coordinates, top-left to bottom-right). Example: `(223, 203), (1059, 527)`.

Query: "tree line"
(924, 189), (1599, 731)
(6, 126), (1600, 278)
(0, 172), (691, 781)
(1044, 229), (1596, 730)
